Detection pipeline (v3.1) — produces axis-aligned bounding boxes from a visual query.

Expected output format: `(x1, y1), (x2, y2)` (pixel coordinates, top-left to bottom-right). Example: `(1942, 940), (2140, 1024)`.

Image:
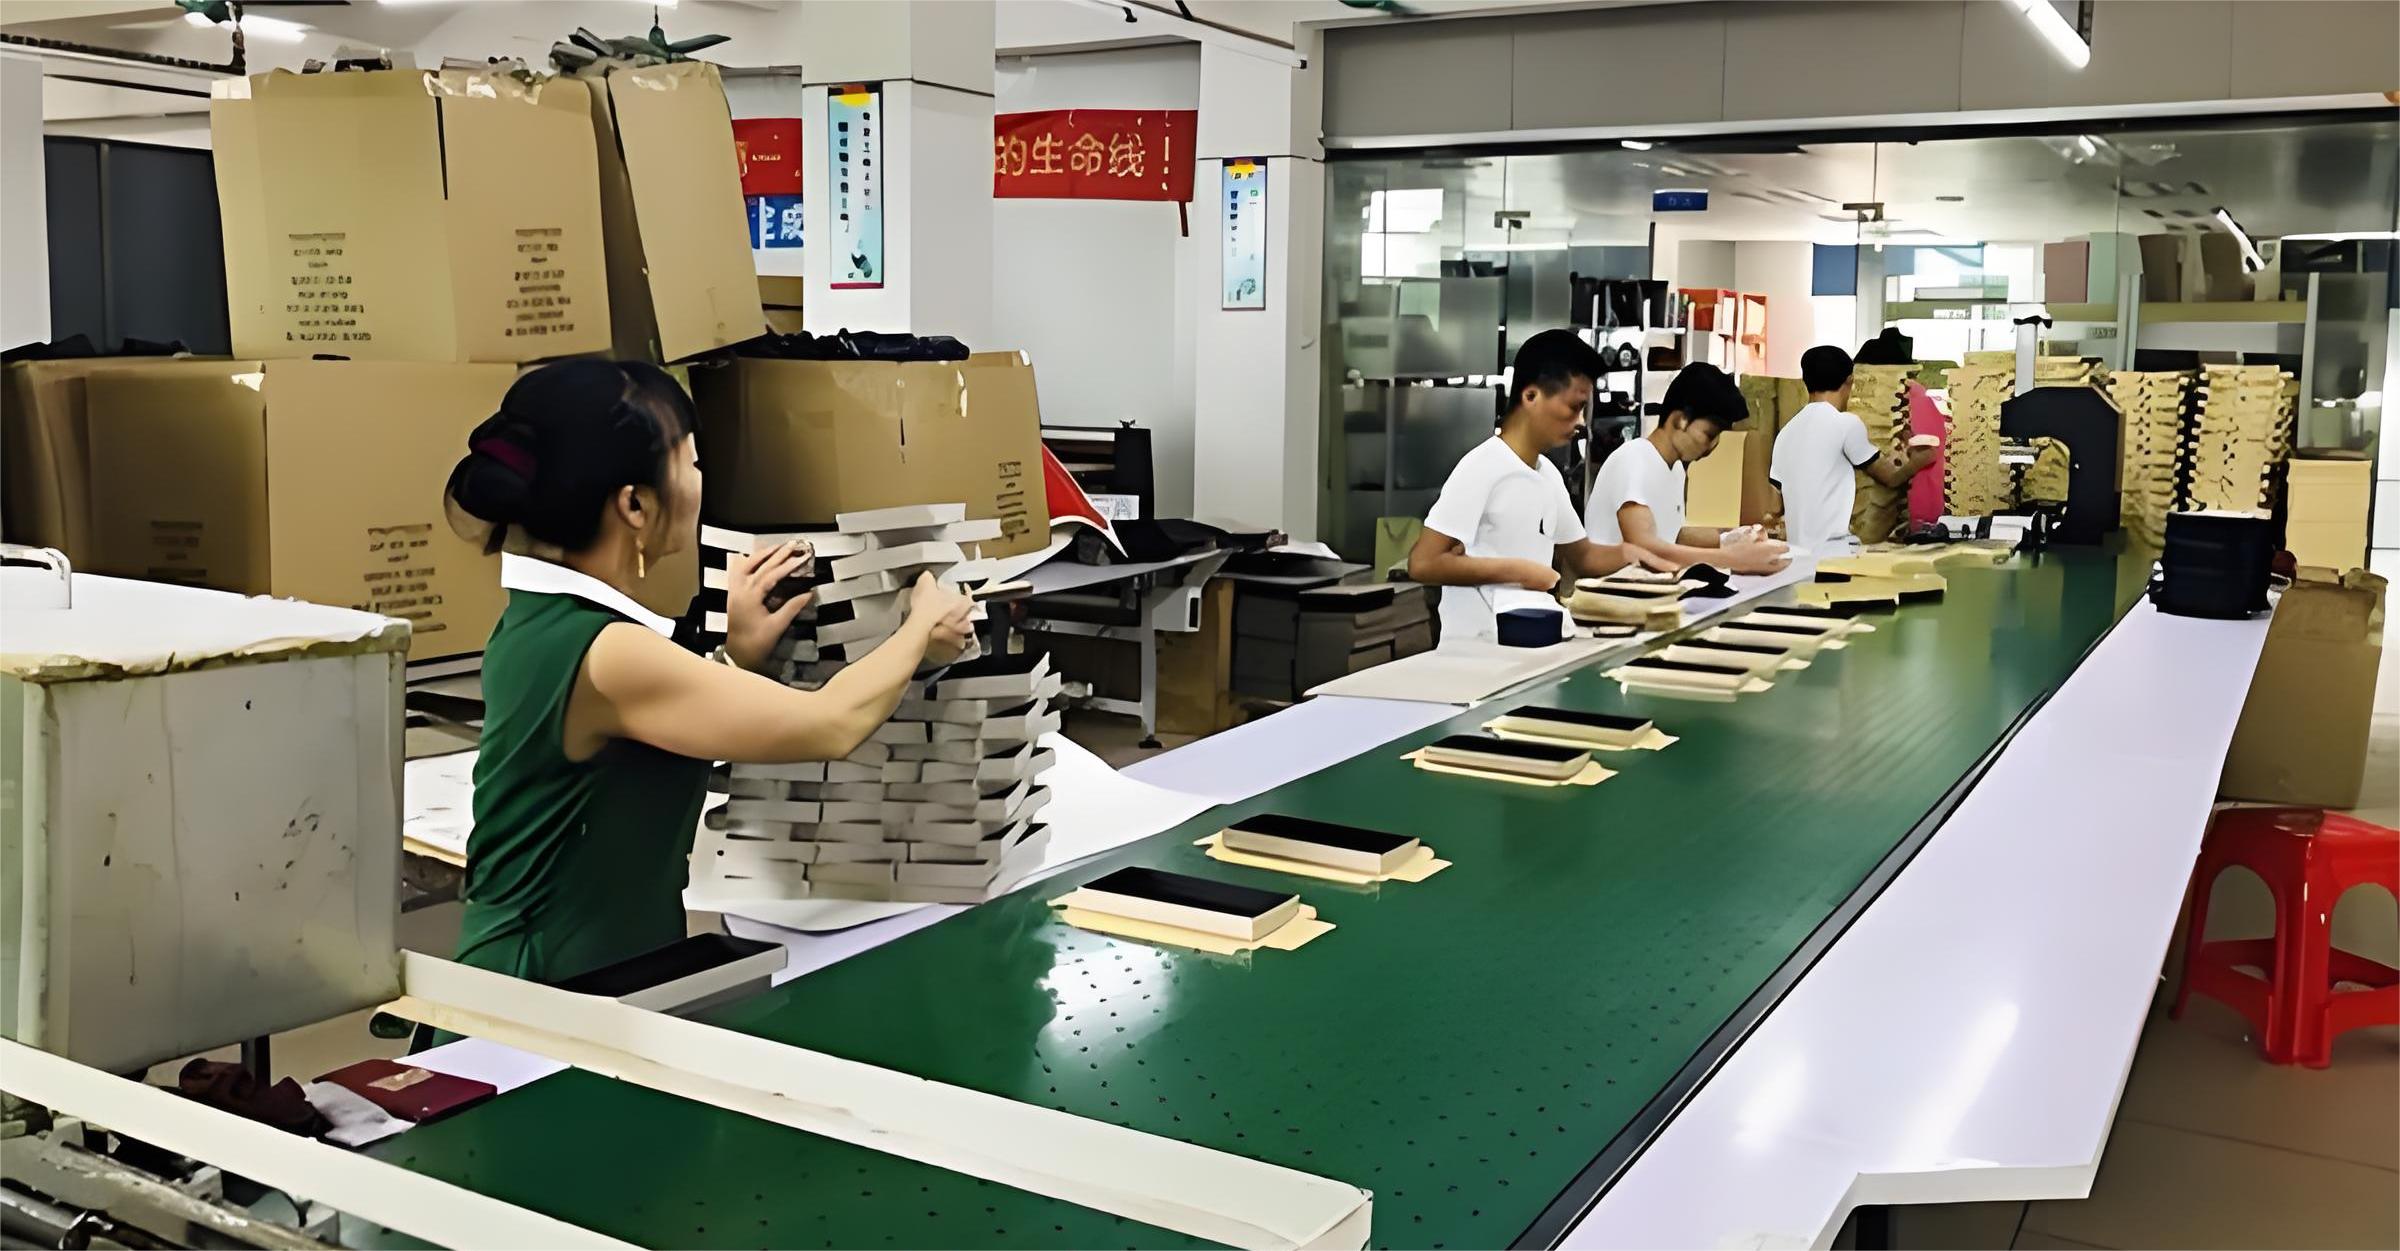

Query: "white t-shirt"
(1422, 436), (1585, 642)
(1585, 438), (1686, 546)
(1771, 400), (1879, 555)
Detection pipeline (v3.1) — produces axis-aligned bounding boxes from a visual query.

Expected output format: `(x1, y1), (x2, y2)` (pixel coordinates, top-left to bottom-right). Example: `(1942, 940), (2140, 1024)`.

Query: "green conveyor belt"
(374, 546), (2151, 1250)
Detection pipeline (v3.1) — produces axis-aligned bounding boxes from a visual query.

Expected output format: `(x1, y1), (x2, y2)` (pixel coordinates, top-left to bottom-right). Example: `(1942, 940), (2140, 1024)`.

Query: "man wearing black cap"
(1408, 329), (1672, 642)
(1585, 362), (1790, 574)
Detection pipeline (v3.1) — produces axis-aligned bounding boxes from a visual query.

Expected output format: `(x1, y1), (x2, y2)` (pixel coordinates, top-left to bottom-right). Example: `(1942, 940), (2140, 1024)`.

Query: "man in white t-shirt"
(1586, 363), (1789, 573)
(1409, 329), (1672, 641)
(1770, 345), (1935, 555)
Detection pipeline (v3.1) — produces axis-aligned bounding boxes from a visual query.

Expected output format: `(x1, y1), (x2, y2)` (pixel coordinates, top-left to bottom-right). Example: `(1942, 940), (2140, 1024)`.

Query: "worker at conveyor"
(1584, 363), (1790, 573)
(1771, 345), (1933, 556)
(438, 360), (973, 987)
(1408, 329), (1676, 641)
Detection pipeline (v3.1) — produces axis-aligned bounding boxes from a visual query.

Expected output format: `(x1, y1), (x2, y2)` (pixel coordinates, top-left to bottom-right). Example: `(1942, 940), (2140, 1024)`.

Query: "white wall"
(2, 53), (49, 348)
(992, 45), (1201, 519)
(1732, 241), (1814, 376)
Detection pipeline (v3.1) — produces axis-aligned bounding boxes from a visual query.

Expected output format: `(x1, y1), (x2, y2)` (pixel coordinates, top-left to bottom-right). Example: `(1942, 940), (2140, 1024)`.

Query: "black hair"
(1802, 345), (1854, 394)
(444, 358), (697, 556)
(1659, 363), (1746, 433)
(1506, 328), (1607, 413)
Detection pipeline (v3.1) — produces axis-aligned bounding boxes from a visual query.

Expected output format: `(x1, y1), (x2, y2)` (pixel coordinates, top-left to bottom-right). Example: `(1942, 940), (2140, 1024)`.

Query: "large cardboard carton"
(584, 61), (765, 363)
(2219, 569), (2385, 808)
(2, 358), (200, 564)
(2137, 234), (2185, 303)
(692, 353), (1051, 557)
(211, 69), (611, 363)
(84, 361), (514, 661)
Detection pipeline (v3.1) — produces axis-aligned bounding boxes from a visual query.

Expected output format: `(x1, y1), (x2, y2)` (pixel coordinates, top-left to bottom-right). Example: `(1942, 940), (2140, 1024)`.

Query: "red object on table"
(317, 1059), (498, 1123)
(2172, 807), (2399, 1067)
(994, 109), (1197, 202)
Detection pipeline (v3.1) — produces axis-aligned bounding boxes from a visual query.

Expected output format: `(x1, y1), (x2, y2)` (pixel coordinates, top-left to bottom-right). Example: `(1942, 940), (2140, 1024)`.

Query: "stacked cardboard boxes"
(690, 505), (1058, 906)
(3, 61), (763, 659)
(1942, 364), (2014, 516)
(1845, 364), (1917, 542)
(2188, 364), (2296, 516)
(2107, 370), (2190, 549)
(1295, 583), (1433, 690)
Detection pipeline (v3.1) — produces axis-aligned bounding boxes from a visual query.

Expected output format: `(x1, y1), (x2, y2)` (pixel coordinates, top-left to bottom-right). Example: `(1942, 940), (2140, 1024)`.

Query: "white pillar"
(2, 53), (50, 348)
(1190, 35), (1324, 538)
(798, 2), (994, 344)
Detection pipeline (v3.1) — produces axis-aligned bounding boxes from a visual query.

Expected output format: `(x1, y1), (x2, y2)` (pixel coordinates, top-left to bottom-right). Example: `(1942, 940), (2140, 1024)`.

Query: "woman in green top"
(439, 360), (974, 986)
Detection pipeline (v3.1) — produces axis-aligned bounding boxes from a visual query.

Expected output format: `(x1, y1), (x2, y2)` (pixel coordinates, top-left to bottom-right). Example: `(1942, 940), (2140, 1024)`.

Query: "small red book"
(316, 1059), (496, 1123)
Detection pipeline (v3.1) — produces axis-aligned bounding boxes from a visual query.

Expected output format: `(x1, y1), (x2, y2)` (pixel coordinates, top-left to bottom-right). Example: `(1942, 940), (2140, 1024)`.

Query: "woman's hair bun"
(446, 416), (539, 528)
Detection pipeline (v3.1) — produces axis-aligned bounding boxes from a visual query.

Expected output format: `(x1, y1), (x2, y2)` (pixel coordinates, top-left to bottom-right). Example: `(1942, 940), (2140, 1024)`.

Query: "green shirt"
(453, 590), (709, 985)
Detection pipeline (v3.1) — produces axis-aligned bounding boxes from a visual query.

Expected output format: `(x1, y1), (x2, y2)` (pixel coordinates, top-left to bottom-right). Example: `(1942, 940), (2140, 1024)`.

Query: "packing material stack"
(2107, 370), (2191, 549)
(1, 57), (763, 661)
(1844, 364), (1916, 543)
(690, 506), (1061, 906)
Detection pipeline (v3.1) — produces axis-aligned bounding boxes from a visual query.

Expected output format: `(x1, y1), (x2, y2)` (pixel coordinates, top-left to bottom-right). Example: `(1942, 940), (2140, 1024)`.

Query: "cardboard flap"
(2272, 572), (2381, 643)
(436, 76), (610, 361)
(602, 61), (764, 362)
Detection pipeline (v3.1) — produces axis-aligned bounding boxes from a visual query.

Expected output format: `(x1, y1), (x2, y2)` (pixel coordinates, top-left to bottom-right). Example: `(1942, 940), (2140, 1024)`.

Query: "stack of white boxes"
(690, 503), (1062, 905)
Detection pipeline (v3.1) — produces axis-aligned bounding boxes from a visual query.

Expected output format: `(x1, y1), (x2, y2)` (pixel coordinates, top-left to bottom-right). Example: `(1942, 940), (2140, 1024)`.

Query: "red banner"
(731, 118), (803, 197)
(994, 108), (1197, 203)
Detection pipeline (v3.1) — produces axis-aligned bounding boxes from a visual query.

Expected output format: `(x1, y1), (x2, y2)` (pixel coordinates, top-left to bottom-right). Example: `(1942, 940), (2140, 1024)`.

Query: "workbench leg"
(1136, 624), (1160, 749)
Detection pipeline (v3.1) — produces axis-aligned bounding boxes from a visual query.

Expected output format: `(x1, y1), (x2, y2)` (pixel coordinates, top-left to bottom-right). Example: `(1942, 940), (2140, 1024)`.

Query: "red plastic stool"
(2172, 807), (2399, 1067)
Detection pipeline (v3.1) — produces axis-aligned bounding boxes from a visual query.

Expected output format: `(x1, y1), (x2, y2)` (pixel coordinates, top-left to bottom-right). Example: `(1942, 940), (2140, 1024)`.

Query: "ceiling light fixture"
(187, 10), (311, 42)
(2009, 0), (2091, 69)
(2213, 207), (2264, 273)
(2279, 230), (2400, 242)
(1619, 140), (1654, 151)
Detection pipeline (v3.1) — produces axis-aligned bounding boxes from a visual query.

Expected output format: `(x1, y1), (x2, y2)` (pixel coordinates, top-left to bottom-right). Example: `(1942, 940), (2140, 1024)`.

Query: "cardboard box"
(1157, 579), (1236, 737)
(2, 357), (203, 564)
(83, 360), (513, 660)
(2219, 570), (2385, 808)
(2197, 234), (2253, 303)
(211, 69), (611, 363)
(2137, 234), (2185, 303)
(693, 354), (1049, 557)
(2044, 240), (2090, 303)
(585, 61), (764, 363)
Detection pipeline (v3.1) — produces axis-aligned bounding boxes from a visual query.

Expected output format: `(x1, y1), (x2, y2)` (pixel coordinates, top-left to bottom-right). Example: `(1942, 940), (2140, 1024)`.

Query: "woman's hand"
(725, 540), (814, 673)
(1507, 559), (1562, 592)
(909, 573), (976, 665)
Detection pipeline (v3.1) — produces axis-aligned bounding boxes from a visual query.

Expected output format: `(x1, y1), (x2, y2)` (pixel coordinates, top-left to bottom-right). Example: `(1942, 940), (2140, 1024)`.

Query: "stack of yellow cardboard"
(2284, 454), (2373, 572)
(1943, 364), (2014, 516)
(2107, 370), (2190, 549)
(1846, 364), (1917, 543)
(2188, 364), (2294, 514)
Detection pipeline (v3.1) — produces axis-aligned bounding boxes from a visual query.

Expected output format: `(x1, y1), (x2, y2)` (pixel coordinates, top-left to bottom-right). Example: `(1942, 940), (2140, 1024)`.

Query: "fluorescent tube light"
(2009, 0), (2090, 69)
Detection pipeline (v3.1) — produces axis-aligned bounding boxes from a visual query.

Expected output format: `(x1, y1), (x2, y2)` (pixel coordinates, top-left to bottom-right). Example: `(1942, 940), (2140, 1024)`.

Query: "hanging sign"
(993, 109), (1199, 202)
(827, 85), (884, 289)
(731, 118), (803, 197)
(1221, 158), (1268, 311)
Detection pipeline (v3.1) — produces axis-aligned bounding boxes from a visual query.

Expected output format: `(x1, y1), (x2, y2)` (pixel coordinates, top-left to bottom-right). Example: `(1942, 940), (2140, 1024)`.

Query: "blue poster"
(748, 194), (804, 250)
(828, 87), (884, 288)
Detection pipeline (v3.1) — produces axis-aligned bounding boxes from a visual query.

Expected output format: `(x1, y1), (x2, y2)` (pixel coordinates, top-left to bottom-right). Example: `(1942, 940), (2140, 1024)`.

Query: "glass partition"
(1320, 114), (2399, 560)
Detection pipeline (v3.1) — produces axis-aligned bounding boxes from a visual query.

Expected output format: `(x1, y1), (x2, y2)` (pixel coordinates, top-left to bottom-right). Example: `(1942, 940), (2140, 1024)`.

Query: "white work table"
(1560, 599), (2272, 1249)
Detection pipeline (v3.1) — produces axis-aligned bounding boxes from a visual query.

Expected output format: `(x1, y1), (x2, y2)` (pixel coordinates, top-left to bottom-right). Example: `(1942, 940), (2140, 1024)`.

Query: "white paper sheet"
(401, 750), (477, 861)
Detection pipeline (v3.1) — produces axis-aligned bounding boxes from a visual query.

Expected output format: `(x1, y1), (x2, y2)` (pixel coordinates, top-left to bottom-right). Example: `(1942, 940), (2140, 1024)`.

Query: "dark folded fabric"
(176, 1059), (329, 1138)
(731, 330), (970, 362)
(2, 334), (190, 363)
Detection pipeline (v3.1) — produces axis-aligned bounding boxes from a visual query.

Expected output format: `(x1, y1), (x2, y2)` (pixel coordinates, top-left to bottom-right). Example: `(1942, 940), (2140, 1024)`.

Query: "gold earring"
(635, 543), (648, 580)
